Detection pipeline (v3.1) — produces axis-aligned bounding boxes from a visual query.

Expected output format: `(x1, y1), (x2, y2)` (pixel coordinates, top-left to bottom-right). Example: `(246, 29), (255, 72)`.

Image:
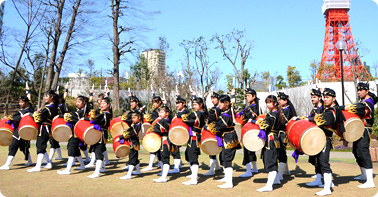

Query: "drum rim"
(18, 125), (38, 140)
(0, 129), (13, 146)
(0, 128), (14, 133)
(200, 139), (222, 155)
(52, 125), (72, 142)
(343, 118), (364, 142)
(168, 126), (189, 145)
(83, 126), (102, 145)
(242, 129), (265, 152)
(115, 144), (131, 157)
(110, 121), (129, 131)
(286, 120), (297, 137)
(142, 132), (162, 152)
(299, 127), (326, 156)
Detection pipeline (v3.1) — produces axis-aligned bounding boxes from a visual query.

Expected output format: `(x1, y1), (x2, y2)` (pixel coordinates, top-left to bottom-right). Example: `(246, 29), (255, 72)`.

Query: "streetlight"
(337, 39), (347, 106)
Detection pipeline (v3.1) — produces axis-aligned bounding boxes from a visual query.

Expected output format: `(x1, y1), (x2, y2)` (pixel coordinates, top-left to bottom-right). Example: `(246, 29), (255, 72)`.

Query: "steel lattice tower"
(316, 0), (370, 82)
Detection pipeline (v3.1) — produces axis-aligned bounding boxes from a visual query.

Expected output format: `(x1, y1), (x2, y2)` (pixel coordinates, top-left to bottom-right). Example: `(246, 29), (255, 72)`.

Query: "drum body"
(286, 119), (326, 156)
(241, 122), (265, 152)
(142, 132), (162, 153)
(200, 129), (222, 155)
(335, 110), (364, 142)
(113, 134), (130, 158)
(51, 117), (71, 142)
(168, 118), (189, 146)
(256, 114), (266, 123)
(235, 117), (243, 141)
(18, 116), (38, 141)
(0, 119), (14, 146)
(109, 116), (129, 139)
(74, 120), (102, 145)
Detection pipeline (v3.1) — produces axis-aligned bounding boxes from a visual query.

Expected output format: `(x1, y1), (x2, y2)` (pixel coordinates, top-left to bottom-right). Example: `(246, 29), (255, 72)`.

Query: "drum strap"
(12, 135), (21, 141)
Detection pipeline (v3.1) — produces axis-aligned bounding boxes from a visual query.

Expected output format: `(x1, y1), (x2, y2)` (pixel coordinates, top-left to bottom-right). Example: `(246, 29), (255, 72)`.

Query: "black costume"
(307, 103), (325, 174)
(33, 104), (58, 154)
(151, 118), (171, 165)
(208, 105), (221, 160)
(238, 103), (259, 165)
(119, 123), (141, 166)
(183, 111), (205, 166)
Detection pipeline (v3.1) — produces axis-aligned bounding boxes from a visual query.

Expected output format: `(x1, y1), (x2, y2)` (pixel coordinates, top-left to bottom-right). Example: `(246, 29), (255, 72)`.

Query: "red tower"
(316, 0), (370, 82)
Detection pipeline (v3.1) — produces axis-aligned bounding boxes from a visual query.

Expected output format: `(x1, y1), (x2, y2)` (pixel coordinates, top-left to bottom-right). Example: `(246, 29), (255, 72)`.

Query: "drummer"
(203, 91), (222, 176)
(181, 97), (206, 185)
(237, 88), (260, 177)
(341, 82), (377, 189)
(85, 97), (112, 178)
(142, 93), (163, 172)
(277, 92), (297, 180)
(56, 95), (91, 175)
(257, 95), (286, 192)
(0, 89), (34, 170)
(27, 90), (59, 172)
(152, 105), (172, 183)
(168, 95), (189, 174)
(119, 111), (142, 180)
(207, 94), (241, 189)
(307, 88), (345, 196)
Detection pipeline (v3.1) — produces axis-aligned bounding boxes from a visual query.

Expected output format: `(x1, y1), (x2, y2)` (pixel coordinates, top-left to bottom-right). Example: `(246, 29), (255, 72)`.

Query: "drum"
(241, 122), (265, 151)
(142, 132), (161, 153)
(0, 119), (14, 146)
(256, 114), (266, 123)
(113, 134), (130, 158)
(201, 129), (222, 155)
(74, 120), (102, 145)
(335, 110), (364, 142)
(51, 117), (71, 142)
(109, 116), (129, 139)
(235, 117), (243, 141)
(18, 116), (38, 141)
(286, 119), (326, 156)
(168, 118), (189, 146)
(140, 118), (152, 140)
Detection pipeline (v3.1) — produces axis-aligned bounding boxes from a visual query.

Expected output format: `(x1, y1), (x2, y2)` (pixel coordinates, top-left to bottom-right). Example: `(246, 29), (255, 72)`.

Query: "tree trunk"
(111, 0), (121, 111)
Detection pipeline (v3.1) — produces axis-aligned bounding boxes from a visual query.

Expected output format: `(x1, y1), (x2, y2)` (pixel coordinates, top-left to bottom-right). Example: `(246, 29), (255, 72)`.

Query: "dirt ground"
(0, 146), (377, 197)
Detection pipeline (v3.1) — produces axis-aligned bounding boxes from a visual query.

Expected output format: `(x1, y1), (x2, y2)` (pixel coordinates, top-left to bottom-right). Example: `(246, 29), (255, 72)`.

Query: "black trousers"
(128, 148), (139, 166)
(93, 138), (106, 160)
(242, 146), (256, 165)
(160, 144), (170, 165)
(316, 137), (332, 174)
(8, 137), (30, 160)
(170, 145), (181, 159)
(184, 139), (200, 165)
(262, 133), (278, 172)
(36, 125), (51, 154)
(308, 155), (321, 174)
(219, 146), (237, 168)
(277, 131), (287, 163)
(353, 128), (373, 169)
(67, 137), (81, 157)
(49, 136), (60, 149)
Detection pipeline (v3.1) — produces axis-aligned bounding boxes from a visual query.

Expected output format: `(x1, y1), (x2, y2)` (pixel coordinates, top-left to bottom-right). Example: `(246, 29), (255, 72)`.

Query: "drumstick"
(150, 84), (153, 91)
(233, 77), (235, 87)
(91, 84), (94, 90)
(56, 86), (59, 91)
(104, 80), (107, 91)
(25, 82), (29, 89)
(189, 85), (193, 93)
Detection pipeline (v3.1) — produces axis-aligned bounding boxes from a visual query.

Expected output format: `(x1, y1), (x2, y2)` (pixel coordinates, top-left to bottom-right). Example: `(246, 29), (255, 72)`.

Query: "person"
(152, 105), (172, 183)
(208, 94), (241, 189)
(203, 91), (221, 176)
(27, 90), (58, 172)
(56, 95), (91, 175)
(0, 90), (34, 170)
(276, 92), (297, 180)
(237, 88), (260, 177)
(307, 88), (345, 196)
(168, 95), (188, 174)
(119, 111), (142, 180)
(182, 97), (206, 185)
(256, 95), (286, 192)
(341, 82), (377, 189)
(142, 94), (163, 171)
(86, 97), (112, 178)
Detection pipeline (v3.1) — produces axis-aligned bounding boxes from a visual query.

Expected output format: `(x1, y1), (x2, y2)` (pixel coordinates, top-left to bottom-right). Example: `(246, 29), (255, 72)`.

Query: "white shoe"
(55, 156), (63, 160)
(142, 166), (153, 171)
(57, 170), (71, 175)
(315, 189), (331, 196)
(83, 158), (91, 163)
(153, 177), (167, 183)
(43, 163), (52, 169)
(257, 185), (273, 192)
(75, 166), (85, 170)
(168, 168), (180, 174)
(277, 162), (286, 181)
(239, 171), (252, 178)
(132, 164), (141, 175)
(217, 182), (233, 188)
(0, 165), (10, 170)
(257, 171), (276, 192)
(27, 167), (41, 172)
(318, 182), (335, 188)
(217, 177), (227, 182)
(85, 163), (95, 168)
(182, 178), (197, 185)
(123, 165), (129, 170)
(87, 173), (100, 178)
(251, 161), (258, 173)
(202, 170), (215, 176)
(25, 161), (33, 166)
(218, 167), (233, 189)
(316, 173), (332, 196)
(120, 175), (132, 180)
(88, 160), (102, 178)
(307, 174), (322, 187)
(100, 167), (106, 173)
(358, 168), (375, 188)
(27, 153), (44, 173)
(354, 167), (367, 180)
(186, 174), (193, 178)
(311, 174), (318, 178)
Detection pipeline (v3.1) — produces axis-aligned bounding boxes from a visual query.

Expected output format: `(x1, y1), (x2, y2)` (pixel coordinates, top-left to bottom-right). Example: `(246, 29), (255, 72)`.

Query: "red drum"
(335, 110), (364, 142)
(168, 118), (189, 146)
(0, 119), (14, 146)
(18, 116), (38, 141)
(142, 132), (161, 153)
(74, 120), (102, 145)
(201, 129), (222, 155)
(256, 114), (266, 123)
(241, 122), (265, 152)
(109, 116), (129, 139)
(286, 119), (326, 156)
(235, 117), (243, 141)
(113, 134), (130, 158)
(140, 118), (152, 140)
(51, 117), (71, 142)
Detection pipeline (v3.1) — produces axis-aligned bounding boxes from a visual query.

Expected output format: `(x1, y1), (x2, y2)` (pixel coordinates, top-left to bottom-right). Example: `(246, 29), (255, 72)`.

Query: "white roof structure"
(322, 0), (351, 14)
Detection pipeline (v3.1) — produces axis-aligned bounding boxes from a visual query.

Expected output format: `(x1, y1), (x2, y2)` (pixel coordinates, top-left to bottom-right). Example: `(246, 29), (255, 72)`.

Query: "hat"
(277, 92), (289, 100)
(211, 91), (219, 98)
(323, 88), (336, 97)
(175, 96), (186, 104)
(130, 95), (140, 103)
(311, 89), (322, 97)
(19, 96), (29, 102)
(245, 88), (256, 95)
(219, 94), (230, 102)
(357, 82), (369, 91)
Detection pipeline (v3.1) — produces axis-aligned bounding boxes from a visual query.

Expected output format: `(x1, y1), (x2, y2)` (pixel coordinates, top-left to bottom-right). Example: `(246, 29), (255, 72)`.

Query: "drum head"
(52, 125), (71, 142)
(142, 133), (161, 152)
(0, 129), (13, 146)
(110, 122), (129, 139)
(235, 123), (242, 141)
(201, 139), (222, 155)
(168, 126), (189, 146)
(343, 118), (364, 142)
(19, 126), (38, 141)
(300, 127), (326, 156)
(242, 129), (265, 152)
(115, 145), (131, 158)
(83, 128), (102, 145)
(140, 123), (151, 140)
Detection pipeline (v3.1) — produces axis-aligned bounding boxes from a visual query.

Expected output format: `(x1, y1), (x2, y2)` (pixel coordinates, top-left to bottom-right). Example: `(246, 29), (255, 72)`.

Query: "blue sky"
(2, 0), (378, 90)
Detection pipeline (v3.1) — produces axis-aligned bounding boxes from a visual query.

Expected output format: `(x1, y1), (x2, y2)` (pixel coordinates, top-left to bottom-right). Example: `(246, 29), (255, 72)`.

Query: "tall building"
(0, 0), (5, 37)
(140, 49), (166, 76)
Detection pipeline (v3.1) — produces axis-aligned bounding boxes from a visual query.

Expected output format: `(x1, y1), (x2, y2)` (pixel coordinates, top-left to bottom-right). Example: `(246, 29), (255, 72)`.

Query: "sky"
(2, 0), (378, 90)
